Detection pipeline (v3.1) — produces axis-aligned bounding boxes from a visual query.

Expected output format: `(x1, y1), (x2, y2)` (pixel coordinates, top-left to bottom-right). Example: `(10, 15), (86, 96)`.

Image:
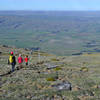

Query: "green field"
(0, 11), (100, 55)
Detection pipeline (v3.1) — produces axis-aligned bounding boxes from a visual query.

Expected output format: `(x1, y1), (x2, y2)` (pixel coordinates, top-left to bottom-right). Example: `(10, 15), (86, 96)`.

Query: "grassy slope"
(0, 46), (100, 99)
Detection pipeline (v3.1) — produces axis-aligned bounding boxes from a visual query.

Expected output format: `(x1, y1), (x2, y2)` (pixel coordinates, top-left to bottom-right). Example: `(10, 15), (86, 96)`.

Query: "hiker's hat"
(11, 51), (13, 55)
(19, 54), (21, 56)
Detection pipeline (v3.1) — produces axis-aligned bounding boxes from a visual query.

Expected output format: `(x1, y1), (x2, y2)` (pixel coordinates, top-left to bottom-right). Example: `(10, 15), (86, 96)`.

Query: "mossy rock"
(54, 67), (62, 71)
(80, 67), (88, 72)
(46, 77), (56, 81)
(51, 58), (59, 61)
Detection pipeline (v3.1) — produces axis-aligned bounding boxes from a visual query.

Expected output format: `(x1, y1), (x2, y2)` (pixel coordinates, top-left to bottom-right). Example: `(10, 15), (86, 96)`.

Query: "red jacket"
(24, 57), (29, 63)
(18, 56), (23, 64)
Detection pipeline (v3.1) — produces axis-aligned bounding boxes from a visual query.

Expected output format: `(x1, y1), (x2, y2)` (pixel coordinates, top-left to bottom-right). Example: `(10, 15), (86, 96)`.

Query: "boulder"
(45, 64), (59, 69)
(52, 81), (72, 91)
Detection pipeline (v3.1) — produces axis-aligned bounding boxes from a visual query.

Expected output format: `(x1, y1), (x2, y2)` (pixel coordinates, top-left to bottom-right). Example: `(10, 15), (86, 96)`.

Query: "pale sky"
(0, 0), (100, 11)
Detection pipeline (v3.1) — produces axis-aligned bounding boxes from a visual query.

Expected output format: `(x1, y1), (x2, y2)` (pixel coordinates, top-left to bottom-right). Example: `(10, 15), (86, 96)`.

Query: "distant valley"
(0, 11), (100, 55)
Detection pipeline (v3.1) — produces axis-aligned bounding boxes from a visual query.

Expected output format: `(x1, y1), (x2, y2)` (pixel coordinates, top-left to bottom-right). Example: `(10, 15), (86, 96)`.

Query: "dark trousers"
(26, 62), (28, 65)
(11, 63), (15, 72)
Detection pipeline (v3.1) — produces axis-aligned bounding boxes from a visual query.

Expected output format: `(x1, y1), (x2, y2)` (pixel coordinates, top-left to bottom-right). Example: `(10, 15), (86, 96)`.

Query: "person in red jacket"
(24, 55), (29, 65)
(18, 54), (23, 69)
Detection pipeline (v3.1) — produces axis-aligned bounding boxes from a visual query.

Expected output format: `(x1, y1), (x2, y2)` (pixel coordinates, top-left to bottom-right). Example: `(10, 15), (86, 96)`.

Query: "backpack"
(18, 56), (23, 63)
(9, 55), (13, 63)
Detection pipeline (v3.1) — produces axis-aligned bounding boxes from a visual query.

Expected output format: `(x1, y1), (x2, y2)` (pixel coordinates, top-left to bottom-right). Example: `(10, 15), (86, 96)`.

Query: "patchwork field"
(1, 11), (100, 55)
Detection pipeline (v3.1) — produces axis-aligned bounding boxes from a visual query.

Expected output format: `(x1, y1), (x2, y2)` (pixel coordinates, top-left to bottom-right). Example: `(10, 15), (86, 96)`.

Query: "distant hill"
(1, 11), (100, 55)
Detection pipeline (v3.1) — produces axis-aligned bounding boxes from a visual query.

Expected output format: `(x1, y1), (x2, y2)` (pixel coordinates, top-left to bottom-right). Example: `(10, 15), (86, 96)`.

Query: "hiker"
(24, 55), (29, 65)
(8, 51), (16, 72)
(30, 50), (33, 55)
(18, 54), (23, 69)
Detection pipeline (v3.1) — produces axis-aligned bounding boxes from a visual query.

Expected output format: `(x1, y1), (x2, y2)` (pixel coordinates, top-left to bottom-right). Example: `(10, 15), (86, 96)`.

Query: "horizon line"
(0, 10), (100, 12)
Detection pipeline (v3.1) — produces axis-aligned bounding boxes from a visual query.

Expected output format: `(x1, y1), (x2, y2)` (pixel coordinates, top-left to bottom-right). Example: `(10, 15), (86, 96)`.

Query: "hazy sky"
(0, 0), (100, 11)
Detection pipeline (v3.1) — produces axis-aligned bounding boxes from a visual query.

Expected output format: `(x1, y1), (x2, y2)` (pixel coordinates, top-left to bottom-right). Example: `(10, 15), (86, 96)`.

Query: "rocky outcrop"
(52, 81), (72, 91)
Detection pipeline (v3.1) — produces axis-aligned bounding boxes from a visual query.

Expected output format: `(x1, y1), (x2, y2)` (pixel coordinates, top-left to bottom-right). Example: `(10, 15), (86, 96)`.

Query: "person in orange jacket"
(24, 55), (29, 65)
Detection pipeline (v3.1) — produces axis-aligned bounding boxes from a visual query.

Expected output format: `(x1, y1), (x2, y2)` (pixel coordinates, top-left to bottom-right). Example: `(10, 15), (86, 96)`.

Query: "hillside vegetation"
(0, 45), (100, 100)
